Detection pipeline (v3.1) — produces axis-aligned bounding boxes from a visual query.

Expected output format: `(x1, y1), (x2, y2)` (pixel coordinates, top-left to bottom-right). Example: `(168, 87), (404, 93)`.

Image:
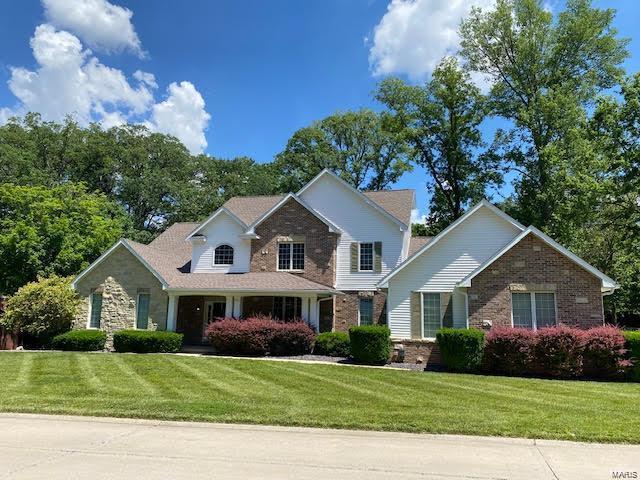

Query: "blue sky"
(1, 0), (639, 219)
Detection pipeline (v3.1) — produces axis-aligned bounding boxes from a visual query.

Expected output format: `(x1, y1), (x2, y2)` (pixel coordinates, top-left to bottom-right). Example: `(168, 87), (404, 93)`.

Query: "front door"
(203, 299), (226, 340)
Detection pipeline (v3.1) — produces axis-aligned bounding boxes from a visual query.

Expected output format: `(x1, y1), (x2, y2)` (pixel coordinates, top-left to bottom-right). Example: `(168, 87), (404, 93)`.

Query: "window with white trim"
(278, 242), (304, 271)
(214, 244), (234, 265)
(359, 298), (373, 325)
(89, 291), (103, 329)
(511, 292), (556, 329)
(359, 242), (373, 271)
(136, 292), (150, 329)
(422, 293), (453, 338)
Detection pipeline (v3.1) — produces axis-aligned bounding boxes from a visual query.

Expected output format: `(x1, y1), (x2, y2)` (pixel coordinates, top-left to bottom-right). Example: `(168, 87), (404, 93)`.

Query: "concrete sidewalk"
(0, 414), (637, 480)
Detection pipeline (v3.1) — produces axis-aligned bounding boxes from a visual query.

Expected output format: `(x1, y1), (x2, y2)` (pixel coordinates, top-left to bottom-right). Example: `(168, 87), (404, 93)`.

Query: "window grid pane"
(278, 243), (291, 270)
(136, 293), (150, 329)
(359, 298), (374, 325)
(535, 293), (556, 328)
(214, 244), (234, 265)
(359, 243), (373, 271)
(90, 293), (102, 328)
(292, 243), (305, 270)
(512, 293), (533, 328)
(423, 293), (441, 338)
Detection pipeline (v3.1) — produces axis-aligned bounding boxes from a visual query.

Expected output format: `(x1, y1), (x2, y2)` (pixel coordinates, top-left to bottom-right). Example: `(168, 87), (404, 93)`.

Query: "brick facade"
(392, 340), (441, 366)
(333, 291), (387, 332)
(468, 233), (604, 330)
(73, 246), (165, 349)
(250, 198), (338, 287)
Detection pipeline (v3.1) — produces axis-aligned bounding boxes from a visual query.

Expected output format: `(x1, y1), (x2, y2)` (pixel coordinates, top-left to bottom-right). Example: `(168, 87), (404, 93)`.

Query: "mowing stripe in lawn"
(110, 355), (161, 396)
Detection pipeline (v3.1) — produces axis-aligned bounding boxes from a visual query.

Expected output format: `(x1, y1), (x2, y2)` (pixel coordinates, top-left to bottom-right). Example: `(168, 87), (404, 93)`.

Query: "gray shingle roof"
(221, 195), (284, 225)
(362, 189), (414, 226)
(408, 236), (433, 256)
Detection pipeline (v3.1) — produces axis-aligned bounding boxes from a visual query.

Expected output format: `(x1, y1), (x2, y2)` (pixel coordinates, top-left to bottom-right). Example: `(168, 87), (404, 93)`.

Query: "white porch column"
(233, 296), (242, 318)
(308, 294), (319, 331)
(225, 296), (234, 318)
(167, 294), (178, 332)
(301, 296), (310, 323)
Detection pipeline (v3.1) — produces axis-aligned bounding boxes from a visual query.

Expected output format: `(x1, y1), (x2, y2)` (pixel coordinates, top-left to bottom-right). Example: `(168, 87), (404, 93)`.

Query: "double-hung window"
(359, 298), (374, 325)
(422, 293), (453, 339)
(511, 292), (556, 329)
(278, 242), (304, 271)
(88, 291), (103, 329)
(359, 243), (374, 271)
(136, 292), (150, 329)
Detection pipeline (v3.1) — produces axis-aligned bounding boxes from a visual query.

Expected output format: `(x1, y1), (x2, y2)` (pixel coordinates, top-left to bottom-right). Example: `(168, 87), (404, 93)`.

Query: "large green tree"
(274, 109), (411, 191)
(460, 0), (628, 242)
(0, 183), (130, 294)
(377, 57), (501, 234)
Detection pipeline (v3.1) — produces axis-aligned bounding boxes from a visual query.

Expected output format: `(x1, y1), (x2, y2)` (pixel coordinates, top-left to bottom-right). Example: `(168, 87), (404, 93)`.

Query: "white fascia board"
(245, 192), (342, 234)
(72, 240), (168, 289)
(377, 200), (525, 288)
(297, 169), (408, 230)
(185, 207), (247, 240)
(457, 226), (619, 290)
(165, 287), (340, 295)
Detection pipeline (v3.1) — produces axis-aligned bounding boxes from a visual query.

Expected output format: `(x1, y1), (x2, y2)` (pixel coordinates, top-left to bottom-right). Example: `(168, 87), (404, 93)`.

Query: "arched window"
(214, 244), (234, 265)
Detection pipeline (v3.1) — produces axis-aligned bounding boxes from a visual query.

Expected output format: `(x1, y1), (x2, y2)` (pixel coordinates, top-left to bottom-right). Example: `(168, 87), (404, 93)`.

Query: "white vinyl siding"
(387, 206), (521, 338)
(191, 211), (250, 273)
(299, 173), (406, 290)
(511, 292), (556, 329)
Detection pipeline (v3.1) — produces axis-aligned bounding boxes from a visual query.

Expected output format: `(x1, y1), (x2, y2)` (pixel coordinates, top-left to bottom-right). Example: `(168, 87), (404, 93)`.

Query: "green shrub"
(113, 330), (183, 353)
(314, 332), (350, 357)
(348, 325), (390, 365)
(624, 331), (640, 382)
(51, 330), (107, 351)
(436, 328), (485, 372)
(1, 275), (80, 347)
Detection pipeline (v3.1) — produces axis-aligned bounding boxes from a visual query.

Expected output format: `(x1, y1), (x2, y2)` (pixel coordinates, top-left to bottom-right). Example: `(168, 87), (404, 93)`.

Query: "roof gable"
(297, 169), (410, 230)
(377, 200), (525, 288)
(186, 207), (248, 240)
(458, 227), (618, 290)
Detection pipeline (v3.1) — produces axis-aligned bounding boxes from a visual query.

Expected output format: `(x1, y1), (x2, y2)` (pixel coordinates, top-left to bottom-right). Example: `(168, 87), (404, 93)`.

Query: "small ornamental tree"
(1, 275), (80, 346)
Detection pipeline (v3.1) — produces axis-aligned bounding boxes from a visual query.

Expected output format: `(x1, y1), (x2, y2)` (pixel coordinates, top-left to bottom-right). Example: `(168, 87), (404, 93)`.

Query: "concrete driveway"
(0, 414), (637, 480)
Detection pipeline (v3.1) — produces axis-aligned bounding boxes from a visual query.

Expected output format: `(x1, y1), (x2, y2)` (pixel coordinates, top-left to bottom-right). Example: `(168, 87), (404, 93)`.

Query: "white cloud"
(7, 24), (153, 126)
(368, 0), (494, 81)
(146, 81), (211, 154)
(3, 18), (211, 154)
(410, 209), (426, 224)
(42, 0), (145, 57)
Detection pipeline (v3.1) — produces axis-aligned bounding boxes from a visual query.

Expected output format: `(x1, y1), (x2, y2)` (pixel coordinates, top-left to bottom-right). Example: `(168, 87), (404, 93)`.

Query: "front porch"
(167, 293), (333, 345)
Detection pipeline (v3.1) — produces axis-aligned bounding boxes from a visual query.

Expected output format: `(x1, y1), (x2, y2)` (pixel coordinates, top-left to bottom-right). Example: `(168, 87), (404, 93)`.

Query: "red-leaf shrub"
(484, 327), (536, 375)
(533, 326), (586, 378)
(205, 317), (314, 356)
(582, 325), (628, 379)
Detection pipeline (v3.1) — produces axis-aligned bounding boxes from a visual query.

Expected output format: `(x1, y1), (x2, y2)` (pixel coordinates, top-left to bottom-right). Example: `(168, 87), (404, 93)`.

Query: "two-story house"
(72, 169), (617, 362)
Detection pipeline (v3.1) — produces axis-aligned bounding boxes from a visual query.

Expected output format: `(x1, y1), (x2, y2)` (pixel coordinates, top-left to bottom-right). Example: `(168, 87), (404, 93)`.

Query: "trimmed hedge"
(314, 332), (350, 357)
(582, 326), (629, 379)
(532, 326), (585, 379)
(206, 318), (315, 356)
(624, 331), (640, 382)
(51, 329), (107, 351)
(484, 327), (536, 375)
(349, 325), (390, 365)
(113, 330), (183, 353)
(436, 328), (484, 372)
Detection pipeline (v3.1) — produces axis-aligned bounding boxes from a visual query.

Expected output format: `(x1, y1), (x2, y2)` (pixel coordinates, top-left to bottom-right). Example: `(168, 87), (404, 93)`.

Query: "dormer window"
(214, 244), (234, 265)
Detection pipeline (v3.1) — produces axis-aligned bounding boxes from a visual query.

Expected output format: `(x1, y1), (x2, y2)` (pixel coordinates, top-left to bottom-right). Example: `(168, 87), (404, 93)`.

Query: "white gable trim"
(298, 169), (408, 230)
(186, 207), (248, 240)
(245, 192), (342, 234)
(457, 226), (619, 290)
(377, 200), (525, 288)
(72, 240), (168, 289)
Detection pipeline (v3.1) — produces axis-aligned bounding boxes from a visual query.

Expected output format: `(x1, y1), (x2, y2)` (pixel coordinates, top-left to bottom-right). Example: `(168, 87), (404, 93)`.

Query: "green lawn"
(1, 352), (639, 443)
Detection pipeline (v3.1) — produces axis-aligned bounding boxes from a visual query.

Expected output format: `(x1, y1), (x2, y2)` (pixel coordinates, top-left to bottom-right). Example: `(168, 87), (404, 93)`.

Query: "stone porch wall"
(468, 233), (604, 330)
(73, 246), (166, 349)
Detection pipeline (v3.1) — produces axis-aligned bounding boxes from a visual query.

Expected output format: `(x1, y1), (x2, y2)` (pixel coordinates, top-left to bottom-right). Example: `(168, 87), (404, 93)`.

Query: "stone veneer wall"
(468, 233), (604, 330)
(73, 246), (166, 349)
(250, 198), (338, 287)
(333, 291), (387, 332)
